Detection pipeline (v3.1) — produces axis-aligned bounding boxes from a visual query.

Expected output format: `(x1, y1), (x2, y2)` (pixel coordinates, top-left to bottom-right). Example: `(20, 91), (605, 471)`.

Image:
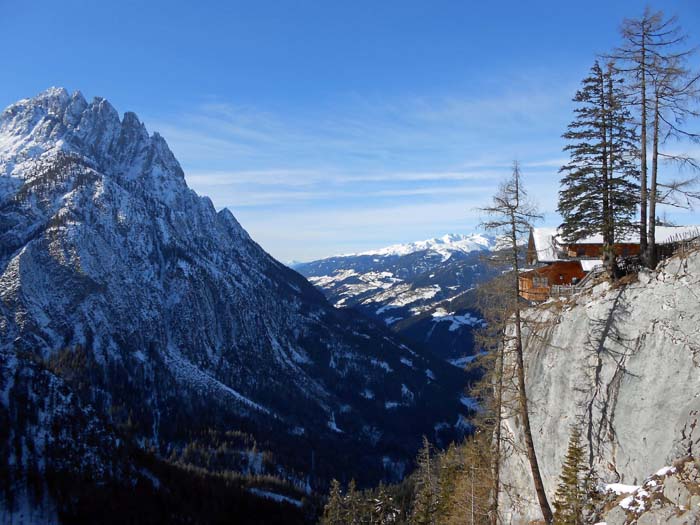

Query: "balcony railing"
(550, 284), (575, 297)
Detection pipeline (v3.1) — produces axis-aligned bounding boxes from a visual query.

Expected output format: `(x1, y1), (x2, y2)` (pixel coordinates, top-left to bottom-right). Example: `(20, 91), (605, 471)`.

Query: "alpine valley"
(295, 234), (501, 365)
(0, 88), (474, 523)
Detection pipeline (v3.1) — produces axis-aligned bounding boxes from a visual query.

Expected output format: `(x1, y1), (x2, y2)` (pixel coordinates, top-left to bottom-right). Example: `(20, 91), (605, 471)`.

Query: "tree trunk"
(510, 209), (553, 523)
(602, 66), (617, 279)
(606, 67), (617, 246)
(648, 91), (660, 268)
(513, 308), (553, 523)
(639, 32), (649, 265)
(600, 68), (616, 279)
(600, 67), (611, 247)
(490, 342), (505, 525)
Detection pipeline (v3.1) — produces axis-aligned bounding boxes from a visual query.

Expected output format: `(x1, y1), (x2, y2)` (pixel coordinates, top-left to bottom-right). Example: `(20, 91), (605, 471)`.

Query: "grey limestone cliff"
(500, 251), (700, 523)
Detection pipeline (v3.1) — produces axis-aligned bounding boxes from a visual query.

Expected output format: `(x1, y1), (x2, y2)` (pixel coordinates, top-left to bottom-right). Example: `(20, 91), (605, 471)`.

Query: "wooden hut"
(520, 225), (700, 301)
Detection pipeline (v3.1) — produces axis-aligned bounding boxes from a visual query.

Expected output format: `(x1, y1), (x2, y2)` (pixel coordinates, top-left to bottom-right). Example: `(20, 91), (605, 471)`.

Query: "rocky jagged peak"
(117, 111), (149, 150)
(148, 131), (184, 178)
(0, 87), (183, 186)
(91, 96), (121, 132)
(1, 87), (81, 129)
(30, 86), (71, 112)
(38, 85), (70, 99)
(217, 206), (251, 242)
(72, 95), (123, 162)
(64, 90), (88, 126)
(121, 110), (143, 129)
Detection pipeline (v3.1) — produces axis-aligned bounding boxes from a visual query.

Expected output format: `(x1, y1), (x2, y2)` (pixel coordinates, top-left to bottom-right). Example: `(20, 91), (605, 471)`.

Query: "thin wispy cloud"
(206, 184), (500, 208)
(186, 169), (327, 187)
(144, 78), (607, 260)
(153, 77), (574, 169)
(186, 168), (510, 188)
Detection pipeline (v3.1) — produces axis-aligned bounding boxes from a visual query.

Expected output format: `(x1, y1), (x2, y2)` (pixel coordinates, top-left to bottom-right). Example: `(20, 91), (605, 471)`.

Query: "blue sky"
(2, 1), (699, 261)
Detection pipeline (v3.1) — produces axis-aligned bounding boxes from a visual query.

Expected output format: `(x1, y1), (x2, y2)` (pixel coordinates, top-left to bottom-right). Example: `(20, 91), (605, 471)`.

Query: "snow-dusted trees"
(559, 60), (639, 274)
(318, 435), (495, 524)
(320, 477), (402, 524)
(372, 483), (400, 524)
(437, 437), (494, 524)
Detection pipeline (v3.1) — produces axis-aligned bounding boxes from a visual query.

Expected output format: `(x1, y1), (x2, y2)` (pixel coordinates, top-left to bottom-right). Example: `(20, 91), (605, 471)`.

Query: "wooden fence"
(658, 230), (700, 260)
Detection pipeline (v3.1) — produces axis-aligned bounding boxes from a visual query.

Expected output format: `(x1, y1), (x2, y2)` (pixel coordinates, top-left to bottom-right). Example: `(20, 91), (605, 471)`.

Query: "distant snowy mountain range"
(295, 233), (502, 363)
(339, 233), (497, 260)
(0, 88), (472, 522)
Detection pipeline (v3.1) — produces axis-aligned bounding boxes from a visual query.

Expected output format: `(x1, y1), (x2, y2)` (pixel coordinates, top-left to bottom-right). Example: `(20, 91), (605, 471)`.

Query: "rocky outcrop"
(499, 251), (700, 523)
(600, 457), (700, 524)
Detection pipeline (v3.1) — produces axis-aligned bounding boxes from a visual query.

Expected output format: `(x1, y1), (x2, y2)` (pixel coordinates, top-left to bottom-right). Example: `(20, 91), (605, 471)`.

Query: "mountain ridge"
(323, 233), (498, 261)
(0, 87), (471, 521)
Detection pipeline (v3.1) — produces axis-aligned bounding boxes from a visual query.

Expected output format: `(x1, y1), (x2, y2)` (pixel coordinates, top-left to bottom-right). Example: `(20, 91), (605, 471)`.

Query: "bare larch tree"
(479, 162), (552, 523)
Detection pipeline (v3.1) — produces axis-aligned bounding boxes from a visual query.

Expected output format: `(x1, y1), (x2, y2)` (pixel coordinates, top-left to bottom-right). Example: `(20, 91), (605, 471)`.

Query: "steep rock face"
(0, 88), (469, 499)
(500, 251), (700, 523)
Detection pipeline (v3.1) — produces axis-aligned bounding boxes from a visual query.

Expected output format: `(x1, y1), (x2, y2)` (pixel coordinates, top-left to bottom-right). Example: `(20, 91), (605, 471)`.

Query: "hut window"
(533, 276), (548, 287)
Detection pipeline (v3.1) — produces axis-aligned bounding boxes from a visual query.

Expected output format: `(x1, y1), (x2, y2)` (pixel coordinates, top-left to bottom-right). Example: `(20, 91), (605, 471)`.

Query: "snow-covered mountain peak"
(24, 86), (73, 113)
(349, 232), (497, 260)
(0, 87), (183, 187)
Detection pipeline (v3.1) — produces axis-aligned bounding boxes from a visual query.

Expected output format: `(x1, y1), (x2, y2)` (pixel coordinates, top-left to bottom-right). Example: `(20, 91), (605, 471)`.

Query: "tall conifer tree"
(552, 427), (587, 525)
(412, 437), (439, 525)
(559, 61), (639, 271)
(344, 479), (363, 524)
(321, 479), (345, 525)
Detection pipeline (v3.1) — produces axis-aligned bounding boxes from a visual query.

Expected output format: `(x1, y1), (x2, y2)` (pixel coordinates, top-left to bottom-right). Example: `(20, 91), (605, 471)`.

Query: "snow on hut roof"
(531, 227), (560, 262)
(580, 260), (603, 272)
